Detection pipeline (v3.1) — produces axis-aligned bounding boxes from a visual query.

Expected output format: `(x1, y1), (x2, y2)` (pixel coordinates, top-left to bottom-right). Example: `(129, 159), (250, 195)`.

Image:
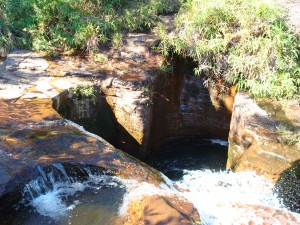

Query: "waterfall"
(9, 163), (300, 225)
(5, 140), (300, 225)
(21, 163), (122, 222)
(175, 169), (294, 224)
(145, 138), (300, 224)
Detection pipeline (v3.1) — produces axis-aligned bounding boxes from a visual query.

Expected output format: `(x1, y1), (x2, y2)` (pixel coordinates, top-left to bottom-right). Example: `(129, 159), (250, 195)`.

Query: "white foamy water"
(174, 169), (300, 225)
(24, 166), (300, 224)
(207, 139), (229, 146)
(23, 168), (120, 221)
(24, 168), (177, 222)
(118, 179), (174, 216)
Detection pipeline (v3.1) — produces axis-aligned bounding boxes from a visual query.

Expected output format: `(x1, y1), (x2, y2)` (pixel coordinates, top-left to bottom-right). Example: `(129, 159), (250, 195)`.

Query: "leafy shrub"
(159, 0), (300, 99)
(0, 0), (14, 56)
(1, 0), (180, 54)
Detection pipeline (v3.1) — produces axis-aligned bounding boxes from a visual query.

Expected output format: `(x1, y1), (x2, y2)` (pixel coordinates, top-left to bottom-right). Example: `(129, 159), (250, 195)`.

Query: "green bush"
(0, 0), (13, 56)
(159, 0), (300, 99)
(72, 85), (97, 104)
(1, 0), (180, 54)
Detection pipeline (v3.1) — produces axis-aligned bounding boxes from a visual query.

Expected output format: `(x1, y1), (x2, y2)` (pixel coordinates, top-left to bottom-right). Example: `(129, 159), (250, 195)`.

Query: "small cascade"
(22, 163), (104, 201)
(8, 163), (172, 225)
(147, 138), (300, 224)
(175, 170), (291, 224)
(4, 163), (126, 225)
(2, 140), (300, 225)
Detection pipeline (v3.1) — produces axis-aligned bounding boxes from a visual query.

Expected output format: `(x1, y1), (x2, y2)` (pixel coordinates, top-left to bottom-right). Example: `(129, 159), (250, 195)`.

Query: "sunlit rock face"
(99, 77), (154, 158)
(119, 195), (200, 225)
(96, 33), (165, 158)
(0, 98), (201, 224)
(43, 33), (165, 158)
(0, 99), (165, 197)
(0, 49), (199, 223)
(227, 91), (300, 182)
(46, 35), (234, 158)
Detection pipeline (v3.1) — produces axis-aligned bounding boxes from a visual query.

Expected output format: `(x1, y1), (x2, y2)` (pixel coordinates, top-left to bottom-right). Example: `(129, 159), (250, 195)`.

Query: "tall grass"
(159, 0), (300, 99)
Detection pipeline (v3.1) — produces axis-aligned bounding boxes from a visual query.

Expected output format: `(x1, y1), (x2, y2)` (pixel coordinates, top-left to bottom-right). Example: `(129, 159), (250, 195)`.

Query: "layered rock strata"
(227, 92), (300, 182)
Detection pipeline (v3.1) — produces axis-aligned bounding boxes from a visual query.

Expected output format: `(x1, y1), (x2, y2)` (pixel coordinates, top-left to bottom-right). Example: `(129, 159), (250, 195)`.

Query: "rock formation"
(227, 92), (300, 182)
(0, 55), (200, 224)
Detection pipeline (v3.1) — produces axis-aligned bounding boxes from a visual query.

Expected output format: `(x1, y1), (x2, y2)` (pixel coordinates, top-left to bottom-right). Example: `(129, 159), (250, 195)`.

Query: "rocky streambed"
(0, 26), (300, 224)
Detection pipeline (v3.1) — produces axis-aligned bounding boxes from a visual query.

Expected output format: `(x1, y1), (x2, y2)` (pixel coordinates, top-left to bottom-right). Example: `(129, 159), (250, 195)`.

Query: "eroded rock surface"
(0, 99), (165, 195)
(0, 39), (200, 224)
(227, 92), (300, 181)
(45, 33), (164, 157)
(149, 65), (234, 151)
(0, 97), (202, 224)
(120, 195), (200, 225)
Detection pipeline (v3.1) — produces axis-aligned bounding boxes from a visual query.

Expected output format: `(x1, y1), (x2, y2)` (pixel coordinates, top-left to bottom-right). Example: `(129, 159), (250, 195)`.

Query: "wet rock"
(227, 92), (300, 182)
(0, 99), (165, 197)
(0, 97), (199, 225)
(119, 195), (200, 225)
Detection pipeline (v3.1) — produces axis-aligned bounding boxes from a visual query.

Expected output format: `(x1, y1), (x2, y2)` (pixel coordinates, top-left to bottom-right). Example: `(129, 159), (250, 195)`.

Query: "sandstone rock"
(227, 91), (300, 182)
(0, 97), (199, 225)
(149, 68), (234, 151)
(1, 36), (234, 160)
(0, 99), (165, 197)
(119, 195), (200, 225)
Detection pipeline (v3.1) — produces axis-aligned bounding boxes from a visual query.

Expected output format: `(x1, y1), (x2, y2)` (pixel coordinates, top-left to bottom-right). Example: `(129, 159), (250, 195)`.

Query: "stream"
(1, 129), (299, 224)
(146, 138), (300, 224)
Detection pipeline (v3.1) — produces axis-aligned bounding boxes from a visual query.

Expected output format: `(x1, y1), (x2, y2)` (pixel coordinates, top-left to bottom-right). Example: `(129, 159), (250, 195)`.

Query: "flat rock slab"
(0, 50), (93, 100)
(0, 98), (164, 196)
(0, 33), (165, 195)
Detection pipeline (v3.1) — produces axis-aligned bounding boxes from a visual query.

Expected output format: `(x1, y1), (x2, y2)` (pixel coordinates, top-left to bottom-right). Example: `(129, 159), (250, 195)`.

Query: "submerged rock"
(227, 92), (300, 182)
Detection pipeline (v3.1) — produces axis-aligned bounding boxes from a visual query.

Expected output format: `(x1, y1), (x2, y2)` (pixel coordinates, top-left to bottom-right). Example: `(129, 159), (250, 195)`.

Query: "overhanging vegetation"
(1, 0), (299, 99)
(159, 0), (300, 99)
